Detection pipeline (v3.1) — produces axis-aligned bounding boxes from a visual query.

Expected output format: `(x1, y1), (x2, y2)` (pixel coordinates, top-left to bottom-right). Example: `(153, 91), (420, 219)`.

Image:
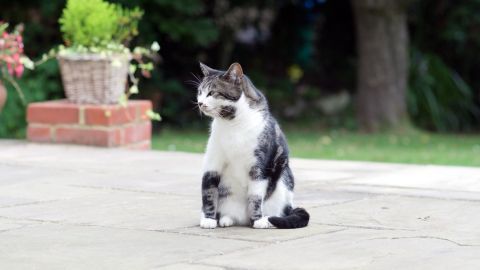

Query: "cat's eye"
(207, 91), (213, 97)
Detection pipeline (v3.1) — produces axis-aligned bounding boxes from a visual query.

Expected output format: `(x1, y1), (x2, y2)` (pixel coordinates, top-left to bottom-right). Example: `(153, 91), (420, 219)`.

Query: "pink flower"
(12, 53), (19, 61)
(14, 64), (24, 78)
(1, 23), (27, 79)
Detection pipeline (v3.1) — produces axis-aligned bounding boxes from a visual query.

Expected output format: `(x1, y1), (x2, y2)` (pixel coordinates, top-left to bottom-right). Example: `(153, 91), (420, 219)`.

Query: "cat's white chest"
(211, 116), (265, 185)
(220, 129), (256, 162)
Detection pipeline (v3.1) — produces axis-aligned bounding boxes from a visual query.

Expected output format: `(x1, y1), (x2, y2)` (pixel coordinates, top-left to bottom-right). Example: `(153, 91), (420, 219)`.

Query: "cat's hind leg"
(252, 216), (275, 229)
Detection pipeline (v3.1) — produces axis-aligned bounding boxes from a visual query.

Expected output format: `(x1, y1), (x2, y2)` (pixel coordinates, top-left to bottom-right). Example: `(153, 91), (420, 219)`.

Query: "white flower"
(151, 41), (160, 52)
(20, 56), (34, 70)
(129, 85), (139, 94)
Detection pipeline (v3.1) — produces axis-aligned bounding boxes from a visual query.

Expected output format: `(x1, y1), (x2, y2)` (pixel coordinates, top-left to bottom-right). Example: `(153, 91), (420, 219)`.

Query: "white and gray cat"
(197, 62), (309, 229)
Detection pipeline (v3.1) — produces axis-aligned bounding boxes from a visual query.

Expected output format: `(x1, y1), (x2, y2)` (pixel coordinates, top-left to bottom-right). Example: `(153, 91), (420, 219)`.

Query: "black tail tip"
(268, 207), (310, 229)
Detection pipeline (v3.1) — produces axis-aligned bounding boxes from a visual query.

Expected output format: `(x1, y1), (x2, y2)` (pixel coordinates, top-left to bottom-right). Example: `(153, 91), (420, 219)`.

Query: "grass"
(152, 128), (480, 167)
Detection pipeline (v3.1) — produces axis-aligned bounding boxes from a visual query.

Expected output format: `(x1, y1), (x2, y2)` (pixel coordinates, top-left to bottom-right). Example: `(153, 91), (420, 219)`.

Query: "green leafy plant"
(39, 0), (160, 120)
(408, 48), (480, 131)
(114, 6), (144, 45)
(59, 0), (120, 48)
(59, 0), (144, 48)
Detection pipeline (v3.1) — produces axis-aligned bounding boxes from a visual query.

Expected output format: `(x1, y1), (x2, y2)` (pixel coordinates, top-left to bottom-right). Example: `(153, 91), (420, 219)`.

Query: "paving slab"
(309, 195), (480, 245)
(173, 223), (343, 243)
(199, 228), (480, 270)
(343, 165), (480, 192)
(1, 140), (480, 269)
(156, 263), (226, 270)
(0, 217), (36, 232)
(0, 191), (199, 231)
(0, 223), (256, 270)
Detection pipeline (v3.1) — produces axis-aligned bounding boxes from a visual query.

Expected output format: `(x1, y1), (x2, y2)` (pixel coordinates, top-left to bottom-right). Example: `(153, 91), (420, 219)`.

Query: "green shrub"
(59, 0), (119, 47)
(59, 0), (143, 48)
(114, 6), (143, 45)
(408, 48), (480, 131)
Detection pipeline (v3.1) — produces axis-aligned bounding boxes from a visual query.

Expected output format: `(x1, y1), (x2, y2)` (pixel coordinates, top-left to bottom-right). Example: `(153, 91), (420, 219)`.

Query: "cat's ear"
(243, 77), (261, 102)
(223, 62), (243, 83)
(199, 62), (216, 76)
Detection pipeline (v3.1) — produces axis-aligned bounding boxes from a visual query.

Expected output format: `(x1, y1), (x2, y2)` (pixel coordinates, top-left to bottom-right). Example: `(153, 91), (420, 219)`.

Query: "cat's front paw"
(252, 216), (274, 229)
(200, 217), (217, 229)
(219, 216), (234, 227)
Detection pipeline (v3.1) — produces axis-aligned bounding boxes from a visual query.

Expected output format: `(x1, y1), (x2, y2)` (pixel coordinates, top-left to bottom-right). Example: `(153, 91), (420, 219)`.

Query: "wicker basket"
(58, 53), (130, 104)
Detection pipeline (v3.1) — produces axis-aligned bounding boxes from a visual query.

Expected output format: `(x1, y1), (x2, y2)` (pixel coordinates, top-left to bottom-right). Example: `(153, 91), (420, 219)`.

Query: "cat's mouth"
(199, 106), (216, 117)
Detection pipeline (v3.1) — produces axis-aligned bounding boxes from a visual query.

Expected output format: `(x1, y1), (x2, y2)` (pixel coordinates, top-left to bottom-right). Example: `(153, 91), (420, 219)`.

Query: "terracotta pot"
(0, 80), (6, 113)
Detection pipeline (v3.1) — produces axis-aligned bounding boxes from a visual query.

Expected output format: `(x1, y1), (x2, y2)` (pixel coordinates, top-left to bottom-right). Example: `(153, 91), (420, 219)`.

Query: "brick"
(55, 127), (119, 147)
(124, 121), (152, 144)
(126, 140), (151, 150)
(26, 100), (152, 150)
(27, 125), (51, 142)
(84, 104), (137, 126)
(133, 100), (152, 121)
(112, 128), (123, 146)
(27, 100), (79, 124)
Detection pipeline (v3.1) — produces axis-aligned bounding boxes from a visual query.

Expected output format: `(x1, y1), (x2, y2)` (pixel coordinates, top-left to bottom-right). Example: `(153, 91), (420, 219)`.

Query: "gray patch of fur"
(250, 115), (294, 200)
(248, 195), (263, 222)
(202, 171), (221, 218)
(219, 105), (236, 119)
(218, 185), (231, 198)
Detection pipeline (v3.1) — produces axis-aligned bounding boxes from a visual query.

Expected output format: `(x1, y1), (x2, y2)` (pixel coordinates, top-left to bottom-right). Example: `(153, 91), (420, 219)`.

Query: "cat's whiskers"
(185, 73), (202, 90)
(185, 80), (201, 87)
(190, 72), (202, 82)
(190, 101), (204, 119)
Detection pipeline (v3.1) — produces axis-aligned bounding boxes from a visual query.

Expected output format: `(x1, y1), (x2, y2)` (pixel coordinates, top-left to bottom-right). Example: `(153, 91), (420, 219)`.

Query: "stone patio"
(1, 140), (480, 269)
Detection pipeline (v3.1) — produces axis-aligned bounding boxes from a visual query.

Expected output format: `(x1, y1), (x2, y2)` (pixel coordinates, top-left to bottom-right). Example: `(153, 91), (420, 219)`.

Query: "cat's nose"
(198, 102), (204, 107)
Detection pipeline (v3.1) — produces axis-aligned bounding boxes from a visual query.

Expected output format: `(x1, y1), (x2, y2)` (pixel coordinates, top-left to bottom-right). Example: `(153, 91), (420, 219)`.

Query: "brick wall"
(27, 100), (152, 150)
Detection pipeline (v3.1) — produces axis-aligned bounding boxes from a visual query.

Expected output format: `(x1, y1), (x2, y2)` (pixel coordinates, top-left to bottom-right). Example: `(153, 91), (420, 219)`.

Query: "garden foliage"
(0, 0), (480, 137)
(59, 0), (143, 49)
(408, 49), (479, 131)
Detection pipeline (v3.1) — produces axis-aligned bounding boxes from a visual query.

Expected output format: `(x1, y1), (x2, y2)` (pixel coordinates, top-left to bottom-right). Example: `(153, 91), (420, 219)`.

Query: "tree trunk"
(352, 0), (410, 132)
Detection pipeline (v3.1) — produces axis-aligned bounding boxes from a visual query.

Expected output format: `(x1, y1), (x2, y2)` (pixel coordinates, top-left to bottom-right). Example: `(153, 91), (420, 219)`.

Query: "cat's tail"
(268, 207), (310, 229)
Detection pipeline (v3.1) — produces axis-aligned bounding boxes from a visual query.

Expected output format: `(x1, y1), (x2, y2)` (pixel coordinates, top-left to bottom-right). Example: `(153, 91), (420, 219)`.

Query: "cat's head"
(196, 62), (261, 120)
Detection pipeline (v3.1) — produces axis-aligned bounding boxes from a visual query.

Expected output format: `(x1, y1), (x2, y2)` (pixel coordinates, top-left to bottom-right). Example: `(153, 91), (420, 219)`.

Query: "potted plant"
(0, 23), (33, 113)
(43, 0), (160, 106)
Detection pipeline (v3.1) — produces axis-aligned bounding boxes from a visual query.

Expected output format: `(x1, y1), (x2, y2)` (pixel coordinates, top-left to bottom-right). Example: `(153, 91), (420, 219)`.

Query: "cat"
(197, 62), (309, 229)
